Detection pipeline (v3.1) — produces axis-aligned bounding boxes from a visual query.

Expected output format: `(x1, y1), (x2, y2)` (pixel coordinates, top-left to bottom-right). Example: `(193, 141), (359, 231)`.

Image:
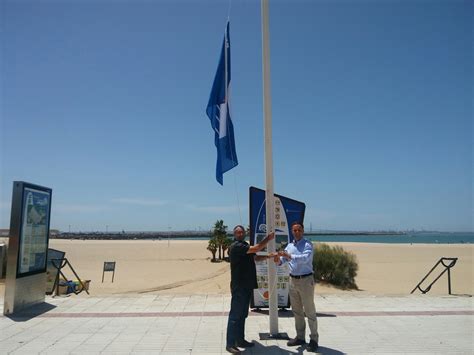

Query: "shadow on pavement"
(315, 345), (346, 354)
(242, 341), (345, 354)
(5, 302), (56, 322)
(446, 294), (472, 297)
(251, 308), (336, 318)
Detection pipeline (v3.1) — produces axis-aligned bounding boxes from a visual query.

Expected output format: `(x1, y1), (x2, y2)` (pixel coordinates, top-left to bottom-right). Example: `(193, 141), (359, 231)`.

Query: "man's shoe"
(225, 346), (241, 354)
(287, 337), (305, 346)
(236, 339), (255, 347)
(307, 340), (319, 352)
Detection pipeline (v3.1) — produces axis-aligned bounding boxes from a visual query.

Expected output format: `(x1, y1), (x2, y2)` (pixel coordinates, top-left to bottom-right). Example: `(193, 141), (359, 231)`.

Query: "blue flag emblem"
(206, 22), (238, 185)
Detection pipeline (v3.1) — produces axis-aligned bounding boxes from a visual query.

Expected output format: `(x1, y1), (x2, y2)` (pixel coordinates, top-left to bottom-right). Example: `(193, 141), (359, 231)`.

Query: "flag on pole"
(206, 22), (238, 185)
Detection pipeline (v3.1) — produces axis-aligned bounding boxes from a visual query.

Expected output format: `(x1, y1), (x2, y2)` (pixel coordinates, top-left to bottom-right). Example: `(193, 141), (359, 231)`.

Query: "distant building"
(0, 229), (60, 237)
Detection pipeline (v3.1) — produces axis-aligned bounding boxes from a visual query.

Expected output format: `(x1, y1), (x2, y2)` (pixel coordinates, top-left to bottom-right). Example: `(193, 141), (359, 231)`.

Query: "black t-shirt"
(229, 239), (258, 290)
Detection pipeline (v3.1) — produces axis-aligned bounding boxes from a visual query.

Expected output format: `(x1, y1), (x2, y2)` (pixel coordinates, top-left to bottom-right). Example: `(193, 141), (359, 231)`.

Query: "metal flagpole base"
(259, 332), (290, 340)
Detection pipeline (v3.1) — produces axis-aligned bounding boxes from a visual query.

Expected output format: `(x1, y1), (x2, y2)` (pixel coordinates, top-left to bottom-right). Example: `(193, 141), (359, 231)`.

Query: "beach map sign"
(249, 186), (305, 308)
(17, 185), (52, 277)
(4, 182), (53, 315)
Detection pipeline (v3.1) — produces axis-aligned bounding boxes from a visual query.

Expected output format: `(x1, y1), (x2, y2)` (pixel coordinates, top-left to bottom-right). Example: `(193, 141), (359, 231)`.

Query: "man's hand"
(278, 251), (291, 260)
(265, 252), (280, 263)
(255, 252), (278, 262)
(248, 232), (276, 254)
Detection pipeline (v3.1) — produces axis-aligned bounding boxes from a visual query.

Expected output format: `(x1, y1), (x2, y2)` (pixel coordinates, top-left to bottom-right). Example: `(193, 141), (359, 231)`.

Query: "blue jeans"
(226, 287), (253, 347)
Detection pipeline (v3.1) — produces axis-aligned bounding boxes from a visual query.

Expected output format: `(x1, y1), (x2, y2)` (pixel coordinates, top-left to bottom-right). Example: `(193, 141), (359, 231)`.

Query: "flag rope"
(232, 167), (243, 226)
(227, 0), (232, 21)
(224, 4), (243, 227)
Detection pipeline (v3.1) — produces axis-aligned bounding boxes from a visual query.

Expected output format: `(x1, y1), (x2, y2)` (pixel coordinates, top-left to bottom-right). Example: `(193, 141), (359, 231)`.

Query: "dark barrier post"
(411, 257), (458, 295)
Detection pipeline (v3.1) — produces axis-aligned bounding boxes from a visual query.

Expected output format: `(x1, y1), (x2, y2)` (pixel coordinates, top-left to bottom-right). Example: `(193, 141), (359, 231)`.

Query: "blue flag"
(206, 22), (238, 185)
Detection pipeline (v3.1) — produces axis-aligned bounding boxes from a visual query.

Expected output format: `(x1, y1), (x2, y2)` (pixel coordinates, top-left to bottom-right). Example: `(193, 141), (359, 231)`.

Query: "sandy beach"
(1, 239), (473, 297)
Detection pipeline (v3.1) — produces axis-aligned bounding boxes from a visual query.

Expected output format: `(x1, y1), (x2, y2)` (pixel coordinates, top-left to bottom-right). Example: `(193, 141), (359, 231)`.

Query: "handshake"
(265, 251), (291, 263)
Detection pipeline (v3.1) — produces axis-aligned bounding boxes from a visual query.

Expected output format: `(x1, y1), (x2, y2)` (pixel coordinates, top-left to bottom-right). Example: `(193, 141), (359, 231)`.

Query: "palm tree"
(207, 237), (218, 262)
(212, 220), (228, 260)
(222, 235), (232, 260)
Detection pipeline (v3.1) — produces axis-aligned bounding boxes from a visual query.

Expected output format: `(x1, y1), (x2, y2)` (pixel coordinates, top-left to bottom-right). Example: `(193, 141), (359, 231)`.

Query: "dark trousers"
(226, 287), (253, 347)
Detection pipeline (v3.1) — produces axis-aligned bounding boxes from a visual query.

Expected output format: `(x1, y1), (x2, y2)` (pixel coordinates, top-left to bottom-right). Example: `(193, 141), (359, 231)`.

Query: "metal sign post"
(4, 181), (52, 315)
(102, 261), (116, 283)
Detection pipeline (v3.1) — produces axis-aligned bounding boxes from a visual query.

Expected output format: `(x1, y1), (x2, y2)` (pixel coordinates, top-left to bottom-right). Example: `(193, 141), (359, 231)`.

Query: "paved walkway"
(1, 293), (472, 354)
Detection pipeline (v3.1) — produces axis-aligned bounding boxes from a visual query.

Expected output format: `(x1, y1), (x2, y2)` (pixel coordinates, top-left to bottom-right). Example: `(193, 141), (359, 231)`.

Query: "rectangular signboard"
(17, 184), (52, 277)
(249, 186), (305, 308)
(4, 181), (53, 315)
(103, 262), (116, 272)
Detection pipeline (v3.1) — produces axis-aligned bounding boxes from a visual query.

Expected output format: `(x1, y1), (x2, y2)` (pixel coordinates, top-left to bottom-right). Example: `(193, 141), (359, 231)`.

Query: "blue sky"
(1, 0), (472, 232)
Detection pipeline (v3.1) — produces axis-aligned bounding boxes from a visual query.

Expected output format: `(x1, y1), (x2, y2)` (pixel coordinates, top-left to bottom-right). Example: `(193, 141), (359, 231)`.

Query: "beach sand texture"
(1, 239), (472, 296)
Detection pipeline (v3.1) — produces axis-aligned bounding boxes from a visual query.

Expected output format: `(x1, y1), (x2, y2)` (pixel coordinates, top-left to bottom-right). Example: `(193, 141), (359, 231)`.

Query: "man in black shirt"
(226, 225), (276, 354)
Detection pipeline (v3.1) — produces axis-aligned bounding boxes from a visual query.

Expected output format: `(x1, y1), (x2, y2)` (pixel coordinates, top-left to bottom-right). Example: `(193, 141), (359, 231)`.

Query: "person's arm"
(254, 252), (278, 262)
(247, 232), (275, 254)
(274, 245), (291, 266)
(279, 242), (313, 263)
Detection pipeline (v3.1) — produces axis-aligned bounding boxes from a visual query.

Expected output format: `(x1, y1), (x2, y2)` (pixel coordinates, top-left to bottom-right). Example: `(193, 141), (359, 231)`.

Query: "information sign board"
(102, 261), (116, 282)
(17, 185), (52, 277)
(249, 186), (305, 308)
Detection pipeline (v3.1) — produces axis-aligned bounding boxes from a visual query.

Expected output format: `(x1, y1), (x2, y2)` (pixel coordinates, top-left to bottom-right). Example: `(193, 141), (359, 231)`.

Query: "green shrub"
(313, 243), (358, 289)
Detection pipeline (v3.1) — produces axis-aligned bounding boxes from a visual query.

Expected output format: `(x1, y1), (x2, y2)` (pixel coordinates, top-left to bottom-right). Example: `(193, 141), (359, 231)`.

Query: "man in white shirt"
(278, 221), (319, 352)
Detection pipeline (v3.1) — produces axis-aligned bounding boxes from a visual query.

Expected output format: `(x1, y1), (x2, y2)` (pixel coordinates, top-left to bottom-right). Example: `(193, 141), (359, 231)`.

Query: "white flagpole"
(261, 0), (278, 336)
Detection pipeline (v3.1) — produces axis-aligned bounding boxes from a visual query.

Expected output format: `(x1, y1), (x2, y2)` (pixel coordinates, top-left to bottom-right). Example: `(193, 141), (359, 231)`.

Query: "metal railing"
(411, 257), (458, 295)
(51, 258), (90, 296)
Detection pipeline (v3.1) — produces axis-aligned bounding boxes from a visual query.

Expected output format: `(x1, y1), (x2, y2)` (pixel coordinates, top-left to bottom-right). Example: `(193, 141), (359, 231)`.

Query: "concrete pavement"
(0, 293), (472, 354)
